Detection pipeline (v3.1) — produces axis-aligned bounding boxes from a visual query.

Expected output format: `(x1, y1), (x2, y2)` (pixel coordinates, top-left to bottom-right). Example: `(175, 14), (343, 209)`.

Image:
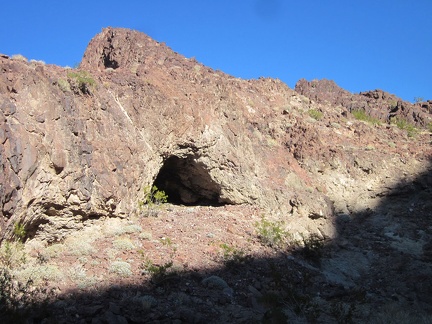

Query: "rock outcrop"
(295, 78), (432, 126)
(1, 27), (431, 244)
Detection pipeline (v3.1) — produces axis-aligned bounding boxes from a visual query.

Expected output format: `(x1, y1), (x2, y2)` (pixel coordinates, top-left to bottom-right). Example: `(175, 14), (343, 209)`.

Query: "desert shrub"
(308, 109), (323, 121)
(297, 233), (325, 261)
(67, 70), (96, 95)
(141, 259), (174, 283)
(11, 54), (27, 62)
(0, 241), (26, 269)
(112, 237), (136, 251)
(202, 275), (229, 290)
(16, 264), (63, 285)
(120, 224), (142, 235)
(68, 264), (97, 289)
(131, 295), (158, 310)
(109, 260), (132, 277)
(0, 241), (54, 321)
(13, 222), (26, 242)
(64, 236), (96, 256)
(30, 59), (45, 65)
(219, 243), (250, 267)
(106, 248), (120, 260)
(41, 244), (64, 260)
(57, 78), (71, 92)
(168, 292), (191, 306)
(255, 216), (291, 248)
(0, 268), (44, 322)
(352, 109), (380, 125)
(138, 185), (168, 217)
(139, 231), (152, 240)
(391, 117), (418, 137)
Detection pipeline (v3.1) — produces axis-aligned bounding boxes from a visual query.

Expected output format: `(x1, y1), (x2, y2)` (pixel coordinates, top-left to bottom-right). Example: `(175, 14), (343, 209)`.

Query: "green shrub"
(308, 109), (323, 121)
(298, 233), (325, 261)
(138, 185), (168, 217)
(0, 241), (26, 269)
(57, 78), (71, 92)
(255, 216), (291, 248)
(352, 109), (380, 125)
(67, 70), (96, 94)
(219, 243), (249, 266)
(13, 223), (26, 242)
(391, 117), (418, 137)
(141, 259), (173, 283)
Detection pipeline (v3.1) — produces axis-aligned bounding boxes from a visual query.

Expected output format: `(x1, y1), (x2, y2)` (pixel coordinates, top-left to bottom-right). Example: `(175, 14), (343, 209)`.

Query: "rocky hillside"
(0, 27), (431, 322)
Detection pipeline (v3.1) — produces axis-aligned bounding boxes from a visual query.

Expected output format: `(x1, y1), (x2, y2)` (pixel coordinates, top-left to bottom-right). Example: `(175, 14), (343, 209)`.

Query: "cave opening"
(103, 53), (119, 69)
(153, 155), (230, 206)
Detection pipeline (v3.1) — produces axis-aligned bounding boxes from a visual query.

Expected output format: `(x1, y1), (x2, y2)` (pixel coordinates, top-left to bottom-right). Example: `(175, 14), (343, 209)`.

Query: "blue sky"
(1, 0), (431, 102)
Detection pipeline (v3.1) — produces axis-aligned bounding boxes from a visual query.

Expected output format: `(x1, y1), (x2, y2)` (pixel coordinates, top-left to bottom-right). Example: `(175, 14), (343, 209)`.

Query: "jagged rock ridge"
(295, 78), (432, 126)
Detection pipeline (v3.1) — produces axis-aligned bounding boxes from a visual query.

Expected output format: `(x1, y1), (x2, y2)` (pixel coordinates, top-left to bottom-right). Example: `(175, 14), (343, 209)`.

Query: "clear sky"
(1, 0), (431, 102)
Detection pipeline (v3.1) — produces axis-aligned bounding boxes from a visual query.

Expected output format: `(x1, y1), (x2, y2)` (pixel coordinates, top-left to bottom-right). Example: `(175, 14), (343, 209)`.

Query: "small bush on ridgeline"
(30, 59), (45, 65)
(67, 70), (96, 95)
(352, 109), (380, 125)
(308, 109), (323, 121)
(414, 97), (424, 103)
(11, 54), (28, 62)
(138, 185), (168, 217)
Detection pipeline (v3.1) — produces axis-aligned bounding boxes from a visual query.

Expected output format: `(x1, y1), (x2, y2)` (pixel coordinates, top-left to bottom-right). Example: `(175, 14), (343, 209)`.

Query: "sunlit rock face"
(0, 28), (430, 242)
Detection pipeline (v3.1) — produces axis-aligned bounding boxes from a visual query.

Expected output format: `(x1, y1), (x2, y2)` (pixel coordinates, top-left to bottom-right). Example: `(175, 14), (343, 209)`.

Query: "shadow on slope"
(2, 159), (432, 323)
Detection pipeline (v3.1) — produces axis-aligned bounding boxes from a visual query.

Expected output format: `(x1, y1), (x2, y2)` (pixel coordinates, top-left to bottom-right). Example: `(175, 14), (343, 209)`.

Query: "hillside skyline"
(1, 0), (431, 103)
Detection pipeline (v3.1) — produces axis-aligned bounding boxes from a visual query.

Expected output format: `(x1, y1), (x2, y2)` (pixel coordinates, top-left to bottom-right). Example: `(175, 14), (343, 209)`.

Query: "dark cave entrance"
(153, 156), (230, 206)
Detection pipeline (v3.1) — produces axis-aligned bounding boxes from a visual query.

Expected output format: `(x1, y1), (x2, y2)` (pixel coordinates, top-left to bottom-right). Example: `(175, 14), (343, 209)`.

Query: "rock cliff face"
(0, 27), (431, 243)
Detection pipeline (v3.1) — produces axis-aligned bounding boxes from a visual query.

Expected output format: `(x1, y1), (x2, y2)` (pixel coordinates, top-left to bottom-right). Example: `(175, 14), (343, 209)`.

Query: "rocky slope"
(0, 27), (431, 322)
